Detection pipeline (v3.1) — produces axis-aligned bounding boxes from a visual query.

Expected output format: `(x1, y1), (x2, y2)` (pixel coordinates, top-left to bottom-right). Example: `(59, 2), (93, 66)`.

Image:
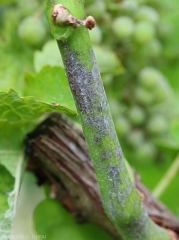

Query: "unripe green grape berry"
(147, 115), (168, 135)
(154, 87), (168, 103)
(135, 141), (156, 163)
(153, 77), (172, 103)
(112, 17), (134, 40)
(107, 3), (120, 14)
(133, 21), (155, 44)
(93, 46), (119, 74)
(18, 0), (39, 18)
(109, 100), (125, 118)
(135, 6), (159, 24)
(127, 130), (144, 147)
(115, 116), (130, 136)
(86, 0), (106, 19)
(18, 17), (46, 47)
(128, 105), (145, 126)
(89, 25), (102, 45)
(34, 40), (64, 72)
(120, 0), (138, 13)
(138, 67), (160, 90)
(135, 87), (153, 105)
(146, 39), (162, 58)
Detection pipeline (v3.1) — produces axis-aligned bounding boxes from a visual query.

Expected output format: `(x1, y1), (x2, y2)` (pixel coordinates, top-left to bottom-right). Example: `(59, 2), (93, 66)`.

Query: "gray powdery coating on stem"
(57, 40), (170, 240)
(59, 43), (123, 173)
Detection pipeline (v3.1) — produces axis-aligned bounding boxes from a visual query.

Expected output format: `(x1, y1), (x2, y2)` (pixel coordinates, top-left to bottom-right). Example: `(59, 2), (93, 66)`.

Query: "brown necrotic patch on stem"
(52, 4), (71, 25)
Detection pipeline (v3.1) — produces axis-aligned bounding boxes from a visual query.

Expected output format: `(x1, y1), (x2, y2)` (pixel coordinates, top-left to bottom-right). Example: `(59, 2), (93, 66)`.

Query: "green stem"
(46, 1), (170, 239)
(153, 153), (179, 198)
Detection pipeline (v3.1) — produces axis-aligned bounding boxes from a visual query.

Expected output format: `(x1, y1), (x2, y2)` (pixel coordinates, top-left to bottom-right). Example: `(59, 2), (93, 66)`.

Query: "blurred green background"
(0, 0), (179, 239)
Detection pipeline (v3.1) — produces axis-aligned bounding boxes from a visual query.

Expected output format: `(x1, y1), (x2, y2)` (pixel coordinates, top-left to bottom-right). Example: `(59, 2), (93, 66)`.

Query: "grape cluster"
(17, 0), (48, 47)
(86, 0), (174, 163)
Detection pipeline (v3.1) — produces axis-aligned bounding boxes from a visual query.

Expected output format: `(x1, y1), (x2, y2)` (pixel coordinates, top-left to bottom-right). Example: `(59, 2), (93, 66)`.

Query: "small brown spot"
(63, 197), (76, 213)
(85, 16), (96, 30)
(51, 102), (59, 106)
(52, 4), (70, 25)
(138, 191), (145, 201)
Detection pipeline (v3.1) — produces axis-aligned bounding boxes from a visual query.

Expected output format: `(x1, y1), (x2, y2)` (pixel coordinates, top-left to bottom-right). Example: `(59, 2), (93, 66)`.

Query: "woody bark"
(26, 113), (179, 240)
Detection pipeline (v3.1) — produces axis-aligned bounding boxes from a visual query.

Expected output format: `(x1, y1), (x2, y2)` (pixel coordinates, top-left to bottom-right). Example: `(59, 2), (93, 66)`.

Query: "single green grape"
(147, 114), (168, 135)
(120, 0), (138, 13)
(112, 16), (134, 40)
(127, 129), (144, 148)
(107, 2), (121, 14)
(135, 6), (159, 24)
(133, 21), (155, 44)
(18, 16), (46, 47)
(146, 38), (162, 58)
(154, 87), (168, 103)
(108, 100), (125, 118)
(153, 77), (171, 103)
(115, 116), (130, 136)
(135, 141), (156, 163)
(135, 87), (153, 105)
(138, 69), (171, 103)
(18, 0), (40, 18)
(86, 0), (106, 19)
(138, 67), (160, 90)
(128, 105), (145, 126)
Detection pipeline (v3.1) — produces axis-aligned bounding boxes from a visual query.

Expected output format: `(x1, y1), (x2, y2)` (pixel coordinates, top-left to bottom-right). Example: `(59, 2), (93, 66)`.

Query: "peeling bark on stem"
(46, 1), (171, 239)
(27, 113), (179, 240)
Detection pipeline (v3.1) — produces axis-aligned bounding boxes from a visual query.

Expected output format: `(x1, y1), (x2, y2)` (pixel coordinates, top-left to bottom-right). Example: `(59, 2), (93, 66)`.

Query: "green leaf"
(0, 165), (14, 215)
(0, 121), (30, 238)
(34, 199), (114, 240)
(12, 172), (45, 236)
(0, 143), (25, 238)
(0, 121), (31, 176)
(0, 89), (76, 123)
(0, 47), (33, 94)
(0, 161), (23, 239)
(23, 66), (76, 112)
(34, 40), (64, 72)
(0, 72), (76, 236)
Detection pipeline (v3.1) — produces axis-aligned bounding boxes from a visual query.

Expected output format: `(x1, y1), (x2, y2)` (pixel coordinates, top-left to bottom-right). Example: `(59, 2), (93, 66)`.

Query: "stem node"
(52, 4), (95, 30)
